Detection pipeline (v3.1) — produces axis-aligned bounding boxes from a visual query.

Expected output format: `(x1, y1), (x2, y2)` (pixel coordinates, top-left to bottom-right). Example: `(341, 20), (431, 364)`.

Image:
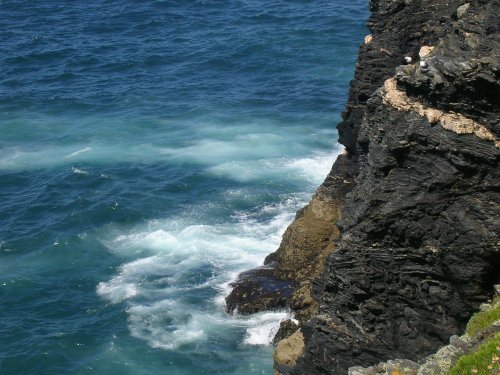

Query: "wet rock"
(225, 265), (294, 314)
(273, 330), (304, 368)
(273, 319), (300, 345)
(226, 154), (356, 320)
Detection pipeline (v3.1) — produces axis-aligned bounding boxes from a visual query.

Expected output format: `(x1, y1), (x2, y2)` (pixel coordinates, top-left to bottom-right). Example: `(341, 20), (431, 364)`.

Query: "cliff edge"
(226, 0), (500, 373)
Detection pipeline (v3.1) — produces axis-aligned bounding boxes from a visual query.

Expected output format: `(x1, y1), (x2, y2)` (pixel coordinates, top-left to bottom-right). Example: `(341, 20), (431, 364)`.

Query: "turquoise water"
(0, 1), (368, 374)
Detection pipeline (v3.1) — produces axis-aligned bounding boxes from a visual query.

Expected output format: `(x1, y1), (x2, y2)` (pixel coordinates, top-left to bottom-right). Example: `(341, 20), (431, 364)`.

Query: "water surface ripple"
(0, 1), (368, 374)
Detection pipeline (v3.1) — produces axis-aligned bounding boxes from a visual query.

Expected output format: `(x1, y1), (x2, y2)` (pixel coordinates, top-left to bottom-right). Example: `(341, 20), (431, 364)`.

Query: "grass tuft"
(466, 297), (500, 337)
(447, 333), (500, 375)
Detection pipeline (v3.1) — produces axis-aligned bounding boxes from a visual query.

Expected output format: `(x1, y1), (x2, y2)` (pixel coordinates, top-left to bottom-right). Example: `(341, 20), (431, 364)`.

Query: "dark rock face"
(338, 0), (469, 156)
(289, 0), (500, 373)
(225, 264), (294, 314)
(396, 0), (500, 133)
(273, 319), (300, 345)
(226, 0), (500, 374)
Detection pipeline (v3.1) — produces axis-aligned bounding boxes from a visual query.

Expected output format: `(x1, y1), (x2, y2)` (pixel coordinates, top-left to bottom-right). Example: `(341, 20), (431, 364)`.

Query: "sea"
(0, 1), (368, 374)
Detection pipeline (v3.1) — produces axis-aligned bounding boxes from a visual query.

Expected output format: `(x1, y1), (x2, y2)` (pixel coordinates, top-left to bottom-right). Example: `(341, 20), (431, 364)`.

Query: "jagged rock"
(226, 0), (500, 373)
(225, 265), (294, 314)
(337, 0), (466, 156)
(273, 330), (304, 369)
(480, 303), (492, 311)
(273, 319), (300, 345)
(397, 0), (500, 134)
(348, 366), (376, 375)
(449, 335), (470, 349)
(417, 345), (465, 375)
(289, 1), (500, 373)
(345, 286), (499, 375)
(456, 3), (470, 18)
(418, 46), (434, 59)
(226, 154), (356, 320)
(385, 359), (420, 375)
(348, 359), (420, 375)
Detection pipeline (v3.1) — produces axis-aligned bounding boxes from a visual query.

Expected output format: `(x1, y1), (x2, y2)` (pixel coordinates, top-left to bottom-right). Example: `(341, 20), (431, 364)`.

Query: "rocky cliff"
(226, 0), (500, 373)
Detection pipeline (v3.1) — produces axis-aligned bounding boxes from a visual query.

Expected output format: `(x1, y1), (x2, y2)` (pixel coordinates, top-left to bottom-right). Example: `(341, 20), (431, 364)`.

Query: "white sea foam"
(65, 146), (92, 158)
(72, 167), (90, 175)
(127, 304), (208, 350)
(243, 311), (290, 345)
(96, 280), (138, 303)
(286, 146), (342, 184)
(0, 123), (339, 178)
(96, 197), (307, 350)
(208, 145), (342, 185)
(94, 123), (339, 350)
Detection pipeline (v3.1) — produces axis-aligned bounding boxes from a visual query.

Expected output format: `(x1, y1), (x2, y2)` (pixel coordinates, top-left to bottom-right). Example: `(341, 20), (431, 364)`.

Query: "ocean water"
(0, 1), (368, 374)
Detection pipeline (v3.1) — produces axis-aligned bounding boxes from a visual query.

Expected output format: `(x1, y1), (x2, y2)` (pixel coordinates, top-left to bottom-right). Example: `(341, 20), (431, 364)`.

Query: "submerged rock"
(225, 264), (294, 315)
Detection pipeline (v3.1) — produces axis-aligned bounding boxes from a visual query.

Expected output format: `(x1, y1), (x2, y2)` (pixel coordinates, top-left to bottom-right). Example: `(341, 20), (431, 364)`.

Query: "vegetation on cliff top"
(466, 297), (500, 337)
(447, 333), (500, 375)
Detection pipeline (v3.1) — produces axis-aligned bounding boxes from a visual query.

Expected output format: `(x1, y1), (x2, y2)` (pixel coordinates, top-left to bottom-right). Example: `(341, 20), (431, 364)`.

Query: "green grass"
(466, 297), (500, 337)
(447, 333), (500, 375)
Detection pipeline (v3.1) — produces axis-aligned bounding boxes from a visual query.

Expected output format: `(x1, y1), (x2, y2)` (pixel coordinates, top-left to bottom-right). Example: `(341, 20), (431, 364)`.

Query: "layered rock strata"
(348, 285), (500, 375)
(226, 0), (500, 373)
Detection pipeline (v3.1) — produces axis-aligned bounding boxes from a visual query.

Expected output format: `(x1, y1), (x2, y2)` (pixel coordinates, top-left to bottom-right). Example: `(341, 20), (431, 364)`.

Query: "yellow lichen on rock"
(418, 45), (434, 59)
(274, 330), (305, 368)
(291, 282), (319, 321)
(273, 191), (340, 282)
(270, 189), (341, 321)
(381, 78), (499, 147)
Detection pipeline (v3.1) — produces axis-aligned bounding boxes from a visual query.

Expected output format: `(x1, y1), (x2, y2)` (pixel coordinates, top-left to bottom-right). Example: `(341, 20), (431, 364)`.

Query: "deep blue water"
(0, 1), (368, 374)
